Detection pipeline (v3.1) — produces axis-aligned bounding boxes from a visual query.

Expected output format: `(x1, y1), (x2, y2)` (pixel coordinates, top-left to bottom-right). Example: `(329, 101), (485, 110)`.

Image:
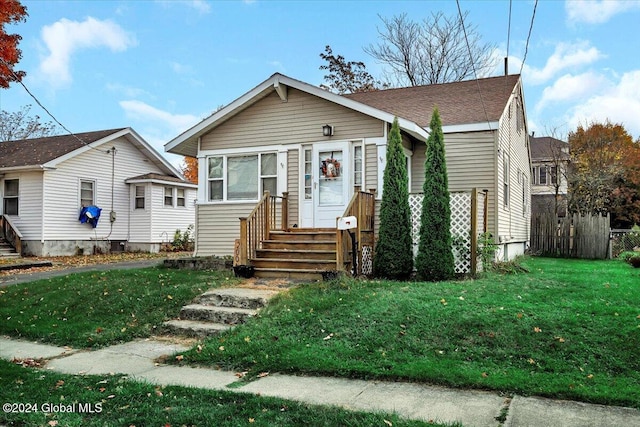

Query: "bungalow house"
(0, 128), (197, 256)
(165, 73), (530, 277)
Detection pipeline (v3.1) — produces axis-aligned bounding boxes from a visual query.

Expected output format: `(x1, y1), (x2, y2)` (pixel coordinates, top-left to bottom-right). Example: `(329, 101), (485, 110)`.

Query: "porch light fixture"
(322, 124), (334, 137)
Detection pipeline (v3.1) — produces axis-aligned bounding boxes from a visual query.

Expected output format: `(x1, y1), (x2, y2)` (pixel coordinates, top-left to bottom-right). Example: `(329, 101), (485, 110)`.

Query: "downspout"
(193, 136), (202, 256)
(41, 166), (46, 247)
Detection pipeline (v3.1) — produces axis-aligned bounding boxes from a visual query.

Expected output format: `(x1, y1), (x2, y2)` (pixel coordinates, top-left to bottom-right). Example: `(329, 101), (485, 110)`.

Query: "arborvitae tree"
(373, 117), (413, 279)
(416, 107), (455, 281)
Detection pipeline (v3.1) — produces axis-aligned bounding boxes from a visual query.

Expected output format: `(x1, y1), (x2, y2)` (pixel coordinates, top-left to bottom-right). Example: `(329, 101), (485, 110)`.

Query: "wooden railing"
(0, 215), (23, 255)
(336, 187), (376, 275)
(237, 191), (288, 265)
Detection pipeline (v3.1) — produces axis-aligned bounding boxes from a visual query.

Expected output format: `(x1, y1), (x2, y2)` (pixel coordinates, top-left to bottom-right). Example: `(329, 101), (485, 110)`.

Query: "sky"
(2, 0), (640, 168)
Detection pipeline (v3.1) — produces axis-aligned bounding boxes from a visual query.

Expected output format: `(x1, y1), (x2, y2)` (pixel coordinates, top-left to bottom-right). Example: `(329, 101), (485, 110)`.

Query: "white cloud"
(567, 70), (640, 138)
(565, 0), (640, 24)
(119, 100), (200, 134)
(106, 83), (151, 99)
(524, 41), (604, 85)
(38, 17), (136, 87)
(535, 72), (611, 111)
(189, 0), (211, 13)
(119, 100), (201, 168)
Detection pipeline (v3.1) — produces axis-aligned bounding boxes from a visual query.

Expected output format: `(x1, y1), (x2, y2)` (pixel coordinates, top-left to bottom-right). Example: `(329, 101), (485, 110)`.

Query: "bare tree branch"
(0, 105), (59, 141)
(365, 11), (497, 86)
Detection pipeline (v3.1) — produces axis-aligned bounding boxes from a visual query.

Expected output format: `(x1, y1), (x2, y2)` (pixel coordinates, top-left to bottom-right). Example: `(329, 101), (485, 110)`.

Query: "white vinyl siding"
(41, 136), (173, 243)
(195, 203), (255, 256)
(149, 184), (196, 243)
(2, 172), (43, 241)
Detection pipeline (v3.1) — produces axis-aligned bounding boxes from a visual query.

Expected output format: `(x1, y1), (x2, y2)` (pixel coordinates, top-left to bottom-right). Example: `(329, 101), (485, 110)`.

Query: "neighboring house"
(529, 135), (569, 217)
(0, 128), (197, 256)
(165, 72), (530, 268)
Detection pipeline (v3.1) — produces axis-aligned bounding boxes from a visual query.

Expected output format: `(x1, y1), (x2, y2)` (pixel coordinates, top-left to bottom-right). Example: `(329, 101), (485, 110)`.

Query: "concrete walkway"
(1, 336), (638, 427)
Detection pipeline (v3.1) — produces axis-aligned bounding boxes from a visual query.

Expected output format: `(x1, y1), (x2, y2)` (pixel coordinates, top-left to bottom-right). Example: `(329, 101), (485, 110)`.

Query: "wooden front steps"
(0, 237), (19, 259)
(253, 229), (341, 280)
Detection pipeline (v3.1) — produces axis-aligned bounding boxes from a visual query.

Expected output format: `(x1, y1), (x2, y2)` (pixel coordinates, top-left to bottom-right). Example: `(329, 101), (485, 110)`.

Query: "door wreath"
(321, 157), (341, 178)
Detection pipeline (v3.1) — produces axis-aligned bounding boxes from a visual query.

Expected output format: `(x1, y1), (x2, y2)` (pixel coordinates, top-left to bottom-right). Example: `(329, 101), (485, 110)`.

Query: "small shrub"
(477, 232), (499, 271)
(171, 224), (194, 251)
(626, 255), (640, 268)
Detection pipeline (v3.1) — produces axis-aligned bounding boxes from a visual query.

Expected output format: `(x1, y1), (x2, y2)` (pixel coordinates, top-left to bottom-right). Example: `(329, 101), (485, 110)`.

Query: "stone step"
(162, 319), (230, 338)
(196, 287), (279, 309)
(179, 304), (257, 325)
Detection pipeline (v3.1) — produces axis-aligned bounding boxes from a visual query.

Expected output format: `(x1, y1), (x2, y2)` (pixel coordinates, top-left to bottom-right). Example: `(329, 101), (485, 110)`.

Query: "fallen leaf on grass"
(55, 380), (65, 388)
(481, 372), (489, 378)
(249, 418), (255, 423)
(528, 358), (536, 365)
(48, 421), (58, 426)
(235, 371), (248, 379)
(175, 355), (184, 361)
(440, 298), (447, 306)
(554, 336), (565, 343)
(257, 372), (269, 378)
(323, 333), (334, 341)
(384, 420), (393, 426)
(533, 327), (542, 333)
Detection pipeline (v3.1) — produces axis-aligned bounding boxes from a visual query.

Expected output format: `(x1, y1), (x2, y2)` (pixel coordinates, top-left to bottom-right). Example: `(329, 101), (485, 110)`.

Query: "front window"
(80, 180), (94, 206)
(3, 179), (19, 215)
(550, 166), (558, 185)
(207, 153), (278, 202)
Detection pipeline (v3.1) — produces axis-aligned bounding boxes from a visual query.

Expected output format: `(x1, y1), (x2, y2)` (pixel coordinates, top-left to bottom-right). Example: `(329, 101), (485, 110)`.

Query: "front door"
(315, 142), (350, 228)
(302, 141), (350, 228)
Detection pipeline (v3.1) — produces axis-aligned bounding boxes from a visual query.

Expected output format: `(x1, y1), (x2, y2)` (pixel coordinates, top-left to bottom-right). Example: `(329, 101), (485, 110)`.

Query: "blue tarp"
(79, 205), (102, 228)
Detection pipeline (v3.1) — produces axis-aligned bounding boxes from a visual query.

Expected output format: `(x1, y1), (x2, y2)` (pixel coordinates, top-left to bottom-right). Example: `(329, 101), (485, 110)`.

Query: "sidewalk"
(1, 336), (638, 427)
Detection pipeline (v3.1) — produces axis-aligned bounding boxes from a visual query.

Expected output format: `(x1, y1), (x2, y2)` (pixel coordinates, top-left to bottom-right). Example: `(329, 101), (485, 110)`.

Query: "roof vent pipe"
(504, 57), (508, 76)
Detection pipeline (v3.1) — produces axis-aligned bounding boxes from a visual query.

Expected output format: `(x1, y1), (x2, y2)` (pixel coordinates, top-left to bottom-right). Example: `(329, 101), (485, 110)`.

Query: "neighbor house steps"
(162, 287), (279, 338)
(253, 228), (341, 280)
(0, 238), (19, 259)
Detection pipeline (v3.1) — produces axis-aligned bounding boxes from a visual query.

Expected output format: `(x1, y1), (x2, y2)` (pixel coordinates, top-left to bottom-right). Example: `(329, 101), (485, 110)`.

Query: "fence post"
(471, 189), (478, 275)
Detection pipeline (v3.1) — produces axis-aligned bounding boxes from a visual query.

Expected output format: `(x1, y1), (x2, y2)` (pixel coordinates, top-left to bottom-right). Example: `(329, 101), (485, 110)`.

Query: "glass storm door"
(312, 142), (349, 228)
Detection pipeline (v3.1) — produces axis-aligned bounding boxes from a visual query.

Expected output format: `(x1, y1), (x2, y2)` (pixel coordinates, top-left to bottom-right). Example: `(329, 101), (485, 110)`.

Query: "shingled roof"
(345, 74), (521, 128)
(530, 136), (569, 160)
(0, 129), (126, 168)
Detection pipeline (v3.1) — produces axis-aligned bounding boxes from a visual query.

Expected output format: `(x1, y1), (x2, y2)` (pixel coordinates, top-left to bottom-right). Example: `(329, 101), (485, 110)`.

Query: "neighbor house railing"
(0, 214), (23, 255)
(237, 191), (288, 265)
(336, 187), (376, 275)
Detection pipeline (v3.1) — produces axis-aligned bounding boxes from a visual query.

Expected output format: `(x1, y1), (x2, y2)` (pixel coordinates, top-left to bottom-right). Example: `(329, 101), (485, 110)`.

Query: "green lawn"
(0, 360), (442, 427)
(1, 258), (638, 410)
(0, 267), (235, 348)
(176, 257), (640, 408)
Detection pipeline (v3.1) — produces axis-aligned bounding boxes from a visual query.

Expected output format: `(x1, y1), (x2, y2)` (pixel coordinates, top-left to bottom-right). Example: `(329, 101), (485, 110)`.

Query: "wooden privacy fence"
(530, 213), (610, 259)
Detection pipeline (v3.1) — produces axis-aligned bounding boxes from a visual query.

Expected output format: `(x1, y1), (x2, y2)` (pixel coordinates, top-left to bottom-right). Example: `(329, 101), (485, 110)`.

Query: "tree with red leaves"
(0, 0), (27, 89)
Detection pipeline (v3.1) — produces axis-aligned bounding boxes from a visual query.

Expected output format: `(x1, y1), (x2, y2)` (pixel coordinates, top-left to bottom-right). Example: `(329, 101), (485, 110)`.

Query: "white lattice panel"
(409, 192), (472, 274)
(361, 245), (373, 275)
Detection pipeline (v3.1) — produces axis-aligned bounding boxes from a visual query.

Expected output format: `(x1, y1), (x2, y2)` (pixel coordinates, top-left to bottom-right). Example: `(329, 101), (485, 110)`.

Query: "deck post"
(239, 217), (248, 265)
(336, 217), (344, 271)
(281, 192), (289, 231)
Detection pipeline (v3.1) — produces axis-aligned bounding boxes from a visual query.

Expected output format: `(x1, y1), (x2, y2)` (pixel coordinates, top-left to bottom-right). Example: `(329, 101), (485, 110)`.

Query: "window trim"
(503, 153), (510, 209)
(206, 151), (279, 203)
(3, 179), (19, 216)
(176, 188), (186, 207)
(79, 179), (95, 207)
(164, 187), (174, 207)
(134, 185), (145, 210)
